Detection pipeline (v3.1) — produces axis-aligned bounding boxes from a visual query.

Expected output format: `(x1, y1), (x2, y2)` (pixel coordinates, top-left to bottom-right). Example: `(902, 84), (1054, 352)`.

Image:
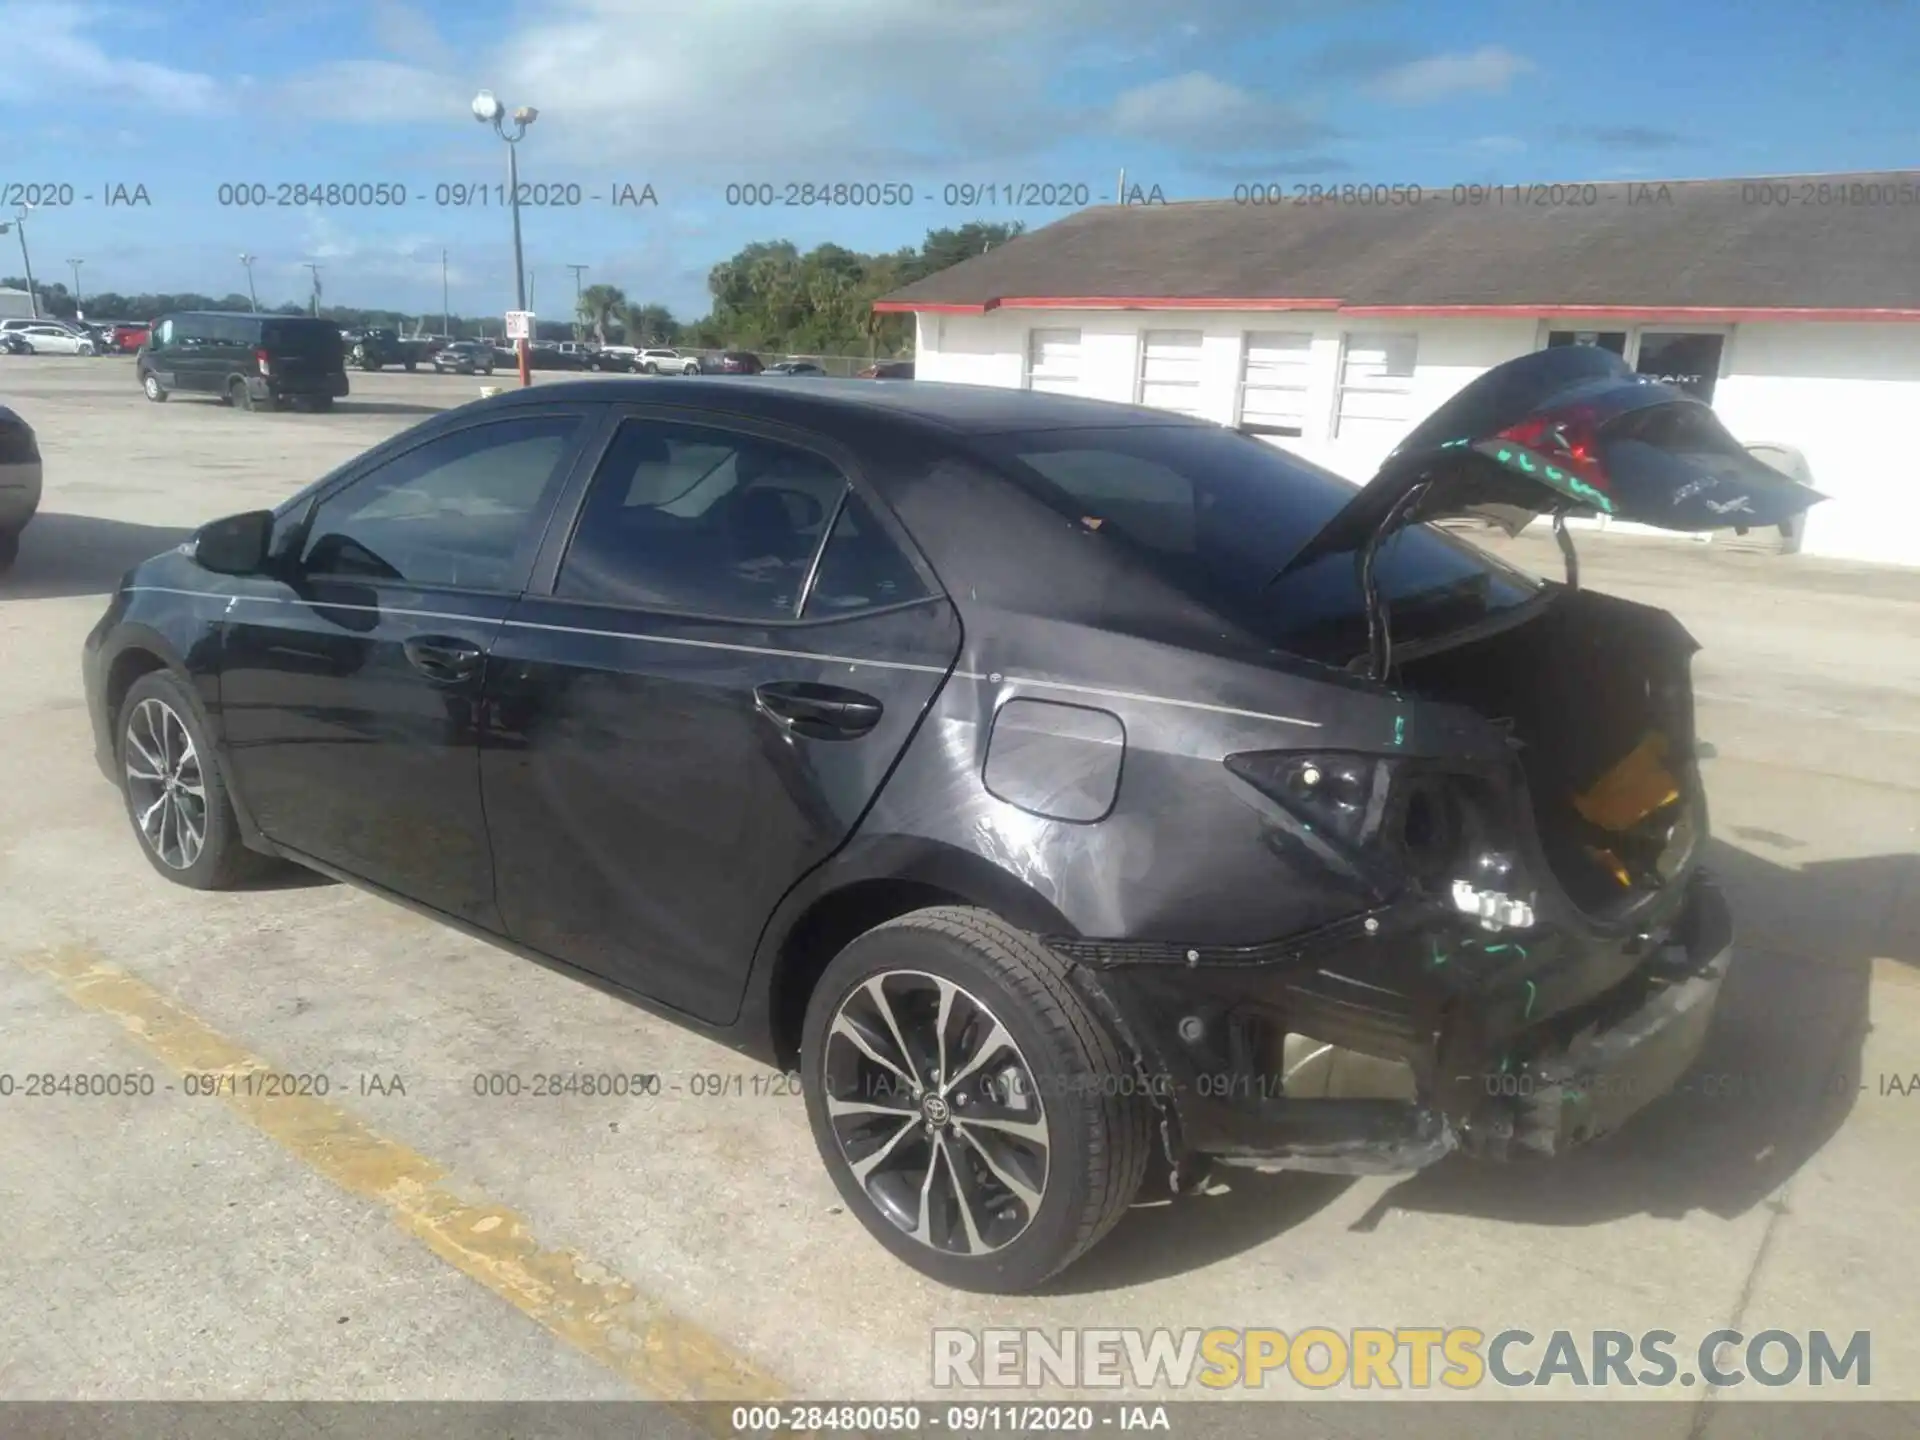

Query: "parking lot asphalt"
(1, 357), (1916, 1422)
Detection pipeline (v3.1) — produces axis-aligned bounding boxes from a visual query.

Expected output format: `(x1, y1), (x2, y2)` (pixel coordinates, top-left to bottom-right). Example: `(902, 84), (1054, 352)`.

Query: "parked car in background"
(80, 347), (1823, 1292)
(12, 322), (98, 355)
(0, 332), (28, 355)
(343, 328), (426, 372)
(709, 350), (765, 375)
(430, 340), (495, 376)
(765, 360), (827, 376)
(0, 402), (41, 571)
(111, 322), (152, 353)
(637, 347), (701, 375)
(139, 312), (350, 412)
(583, 347), (635, 372)
(857, 361), (915, 380)
(526, 341), (585, 371)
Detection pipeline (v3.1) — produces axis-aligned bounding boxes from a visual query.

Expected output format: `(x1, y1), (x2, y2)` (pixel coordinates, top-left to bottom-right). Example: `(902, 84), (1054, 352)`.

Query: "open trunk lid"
(1275, 345), (1826, 581)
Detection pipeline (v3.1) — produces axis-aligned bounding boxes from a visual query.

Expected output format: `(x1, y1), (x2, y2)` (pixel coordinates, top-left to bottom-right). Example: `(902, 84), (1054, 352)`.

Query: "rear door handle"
(755, 680), (884, 740)
(404, 634), (484, 684)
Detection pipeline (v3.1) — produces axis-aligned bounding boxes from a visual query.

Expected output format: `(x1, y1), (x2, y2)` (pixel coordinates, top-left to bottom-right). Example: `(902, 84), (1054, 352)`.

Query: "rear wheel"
(229, 378), (273, 412)
(800, 907), (1152, 1294)
(142, 373), (167, 402)
(116, 671), (271, 889)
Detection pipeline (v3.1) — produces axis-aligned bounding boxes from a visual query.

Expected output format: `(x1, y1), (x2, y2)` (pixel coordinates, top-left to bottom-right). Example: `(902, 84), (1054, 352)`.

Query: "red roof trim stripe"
(873, 298), (1920, 323)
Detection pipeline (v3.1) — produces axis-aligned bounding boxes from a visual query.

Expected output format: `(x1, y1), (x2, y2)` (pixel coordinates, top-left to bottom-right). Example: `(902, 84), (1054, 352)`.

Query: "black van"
(138, 313), (350, 412)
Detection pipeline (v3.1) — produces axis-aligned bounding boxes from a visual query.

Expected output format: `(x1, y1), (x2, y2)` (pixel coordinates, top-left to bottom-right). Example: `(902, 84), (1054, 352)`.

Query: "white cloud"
(253, 0), (1371, 173)
(1467, 134), (1526, 154)
(274, 60), (471, 124)
(1107, 72), (1332, 154)
(1364, 46), (1534, 104)
(0, 1), (221, 112)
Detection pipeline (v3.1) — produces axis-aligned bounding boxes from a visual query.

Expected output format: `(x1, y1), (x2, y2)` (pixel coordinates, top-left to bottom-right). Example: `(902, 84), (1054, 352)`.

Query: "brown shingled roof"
(875, 171), (1920, 318)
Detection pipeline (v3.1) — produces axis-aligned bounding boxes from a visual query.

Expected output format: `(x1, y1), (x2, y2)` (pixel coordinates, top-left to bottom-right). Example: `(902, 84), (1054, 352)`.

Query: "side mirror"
(193, 510), (276, 576)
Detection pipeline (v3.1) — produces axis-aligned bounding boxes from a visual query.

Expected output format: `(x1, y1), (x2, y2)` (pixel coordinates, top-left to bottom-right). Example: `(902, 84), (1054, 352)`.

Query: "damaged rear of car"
(815, 347), (1821, 1289)
(1052, 347), (1818, 1173)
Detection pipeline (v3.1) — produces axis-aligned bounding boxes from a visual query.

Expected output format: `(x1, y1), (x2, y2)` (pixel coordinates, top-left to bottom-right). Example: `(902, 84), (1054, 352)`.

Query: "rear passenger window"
(803, 492), (930, 616)
(556, 418), (846, 619)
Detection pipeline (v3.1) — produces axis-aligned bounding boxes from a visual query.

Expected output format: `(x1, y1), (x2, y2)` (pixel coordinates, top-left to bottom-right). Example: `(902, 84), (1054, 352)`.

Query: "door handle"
(404, 635), (484, 684)
(755, 681), (884, 740)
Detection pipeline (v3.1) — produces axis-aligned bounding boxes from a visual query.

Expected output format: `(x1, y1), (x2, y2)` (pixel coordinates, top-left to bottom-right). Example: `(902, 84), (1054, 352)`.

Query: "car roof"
(484, 375), (1219, 436)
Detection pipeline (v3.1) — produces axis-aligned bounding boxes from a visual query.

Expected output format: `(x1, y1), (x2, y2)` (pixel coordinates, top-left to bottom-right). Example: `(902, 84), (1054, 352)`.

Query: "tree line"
(2, 220), (1021, 355)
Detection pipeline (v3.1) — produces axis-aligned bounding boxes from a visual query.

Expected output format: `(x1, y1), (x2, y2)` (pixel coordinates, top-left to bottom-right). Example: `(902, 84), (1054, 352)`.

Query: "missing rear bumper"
(1058, 872), (1732, 1175)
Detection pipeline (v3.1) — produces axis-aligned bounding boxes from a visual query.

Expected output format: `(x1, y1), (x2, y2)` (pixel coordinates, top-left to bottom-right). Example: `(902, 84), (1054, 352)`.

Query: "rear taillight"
(1225, 751), (1392, 849)
(1483, 403), (1616, 513)
(254, 347), (271, 376)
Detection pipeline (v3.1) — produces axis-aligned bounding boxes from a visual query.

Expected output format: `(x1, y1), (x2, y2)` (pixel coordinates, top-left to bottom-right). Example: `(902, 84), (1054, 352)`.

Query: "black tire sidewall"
(800, 918), (1127, 1292)
(116, 671), (245, 889)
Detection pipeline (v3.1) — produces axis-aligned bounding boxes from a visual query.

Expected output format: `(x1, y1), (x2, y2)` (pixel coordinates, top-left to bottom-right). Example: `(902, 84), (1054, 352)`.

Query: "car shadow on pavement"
(332, 400), (450, 416)
(1051, 839), (1898, 1291)
(2, 512), (193, 601)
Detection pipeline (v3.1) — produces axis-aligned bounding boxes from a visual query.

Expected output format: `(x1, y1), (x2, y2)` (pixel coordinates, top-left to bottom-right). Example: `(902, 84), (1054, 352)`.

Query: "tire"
(307, 396), (334, 412)
(229, 378), (273, 412)
(0, 529), (18, 572)
(116, 671), (272, 890)
(800, 906), (1152, 1294)
(641, 362), (657, 375)
(142, 372), (167, 402)
(405, 360), (417, 371)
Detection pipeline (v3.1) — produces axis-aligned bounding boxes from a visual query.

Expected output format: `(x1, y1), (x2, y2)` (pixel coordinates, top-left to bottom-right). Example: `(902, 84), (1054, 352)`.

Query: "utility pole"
(441, 249), (450, 336)
(66, 258), (83, 318)
(567, 263), (587, 337)
(238, 253), (259, 311)
(303, 263), (322, 317)
(1, 207), (40, 317)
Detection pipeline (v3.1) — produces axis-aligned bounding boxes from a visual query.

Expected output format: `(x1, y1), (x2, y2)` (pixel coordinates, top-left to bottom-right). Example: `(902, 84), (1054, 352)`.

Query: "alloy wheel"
(822, 970), (1050, 1257)
(123, 697), (208, 870)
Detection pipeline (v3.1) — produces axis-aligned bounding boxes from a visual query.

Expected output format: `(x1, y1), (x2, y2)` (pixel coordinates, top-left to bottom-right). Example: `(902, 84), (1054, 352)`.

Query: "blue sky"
(4, 0), (1916, 323)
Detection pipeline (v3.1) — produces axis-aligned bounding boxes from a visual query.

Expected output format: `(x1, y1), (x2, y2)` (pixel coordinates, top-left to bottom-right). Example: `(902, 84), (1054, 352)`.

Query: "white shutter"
(1334, 332), (1417, 440)
(1137, 329), (1205, 415)
(1238, 331), (1312, 430)
(1027, 328), (1081, 394)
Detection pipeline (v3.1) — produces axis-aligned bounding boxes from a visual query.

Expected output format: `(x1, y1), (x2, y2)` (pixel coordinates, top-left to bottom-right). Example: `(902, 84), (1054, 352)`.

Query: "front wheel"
(800, 907), (1152, 1294)
(116, 671), (272, 889)
(142, 373), (167, 402)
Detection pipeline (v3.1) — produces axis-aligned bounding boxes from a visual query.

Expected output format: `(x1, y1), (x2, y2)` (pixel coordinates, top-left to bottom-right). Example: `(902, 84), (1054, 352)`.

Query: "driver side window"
(300, 414), (583, 590)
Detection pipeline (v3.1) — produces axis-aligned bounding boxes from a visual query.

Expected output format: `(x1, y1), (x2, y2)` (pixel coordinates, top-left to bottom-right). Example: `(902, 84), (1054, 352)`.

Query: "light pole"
(568, 262), (587, 338)
(303, 263), (321, 317)
(0, 206), (40, 318)
(472, 88), (538, 386)
(238, 253), (259, 311)
(66, 258), (83, 319)
(441, 249), (450, 337)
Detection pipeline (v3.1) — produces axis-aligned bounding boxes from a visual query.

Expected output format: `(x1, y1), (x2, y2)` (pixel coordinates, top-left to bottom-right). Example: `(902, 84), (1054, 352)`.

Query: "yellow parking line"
(18, 944), (789, 1408)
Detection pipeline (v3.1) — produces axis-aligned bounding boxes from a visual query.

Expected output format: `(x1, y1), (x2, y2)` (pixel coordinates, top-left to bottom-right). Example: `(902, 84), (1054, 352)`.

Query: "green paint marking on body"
(1523, 979), (1538, 1019)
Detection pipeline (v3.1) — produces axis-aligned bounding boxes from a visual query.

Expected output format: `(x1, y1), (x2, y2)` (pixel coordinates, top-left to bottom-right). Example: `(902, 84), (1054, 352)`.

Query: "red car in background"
(110, 323), (151, 354)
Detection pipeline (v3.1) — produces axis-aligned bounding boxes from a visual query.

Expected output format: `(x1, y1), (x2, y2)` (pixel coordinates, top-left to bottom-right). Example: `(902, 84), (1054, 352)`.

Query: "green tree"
(577, 283), (628, 345)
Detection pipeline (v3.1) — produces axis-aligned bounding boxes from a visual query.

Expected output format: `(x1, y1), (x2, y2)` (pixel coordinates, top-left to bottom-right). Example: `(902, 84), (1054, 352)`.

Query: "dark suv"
(139, 314), (349, 412)
(82, 350), (1819, 1292)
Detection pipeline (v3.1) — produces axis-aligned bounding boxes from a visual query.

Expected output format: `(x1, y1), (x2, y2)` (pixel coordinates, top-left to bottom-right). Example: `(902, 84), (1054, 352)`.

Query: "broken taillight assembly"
(1478, 404), (1617, 514)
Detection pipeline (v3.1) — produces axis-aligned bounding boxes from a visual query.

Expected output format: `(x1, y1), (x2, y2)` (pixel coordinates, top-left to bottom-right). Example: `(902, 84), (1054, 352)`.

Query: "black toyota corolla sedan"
(83, 348), (1819, 1292)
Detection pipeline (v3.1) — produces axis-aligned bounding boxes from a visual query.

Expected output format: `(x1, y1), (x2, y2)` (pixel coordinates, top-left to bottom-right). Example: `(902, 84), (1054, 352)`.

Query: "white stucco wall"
(912, 310), (1920, 568)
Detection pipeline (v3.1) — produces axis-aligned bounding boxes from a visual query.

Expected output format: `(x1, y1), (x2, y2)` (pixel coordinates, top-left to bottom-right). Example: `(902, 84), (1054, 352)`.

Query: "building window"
(1333, 333), (1417, 440)
(1137, 329), (1206, 415)
(1237, 331), (1313, 434)
(1633, 332), (1725, 403)
(1026, 328), (1081, 394)
(1545, 329), (1628, 356)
